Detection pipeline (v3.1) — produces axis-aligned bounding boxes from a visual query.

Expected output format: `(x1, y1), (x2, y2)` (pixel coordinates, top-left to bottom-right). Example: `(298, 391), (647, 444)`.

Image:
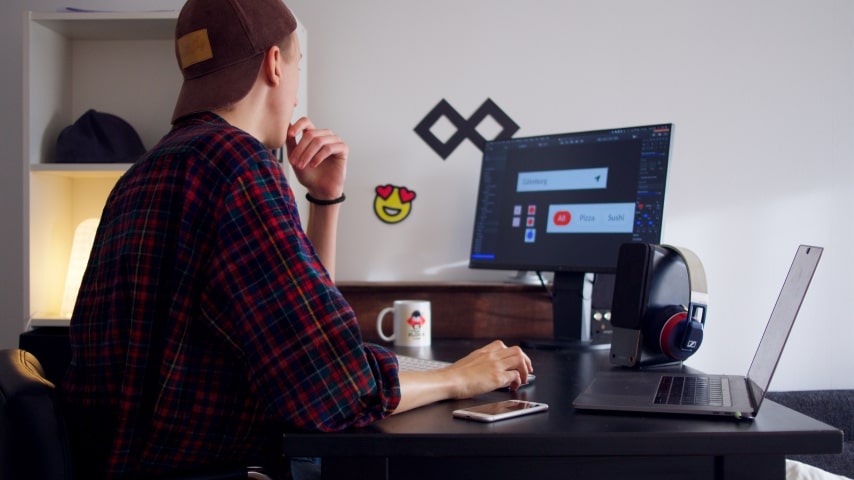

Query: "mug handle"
(376, 307), (396, 342)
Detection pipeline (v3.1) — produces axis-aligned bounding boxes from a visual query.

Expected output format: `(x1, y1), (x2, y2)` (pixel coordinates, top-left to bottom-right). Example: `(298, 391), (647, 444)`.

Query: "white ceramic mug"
(376, 300), (431, 347)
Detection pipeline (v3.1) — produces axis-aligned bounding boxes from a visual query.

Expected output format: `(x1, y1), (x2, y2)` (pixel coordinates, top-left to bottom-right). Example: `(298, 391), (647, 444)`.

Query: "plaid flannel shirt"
(61, 112), (401, 478)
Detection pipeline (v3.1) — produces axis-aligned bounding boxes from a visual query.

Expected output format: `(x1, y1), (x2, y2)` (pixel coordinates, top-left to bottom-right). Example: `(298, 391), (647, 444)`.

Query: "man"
(60, 0), (533, 478)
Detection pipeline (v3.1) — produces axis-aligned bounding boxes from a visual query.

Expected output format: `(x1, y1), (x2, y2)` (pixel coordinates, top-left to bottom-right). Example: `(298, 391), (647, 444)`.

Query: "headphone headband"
(663, 245), (708, 325)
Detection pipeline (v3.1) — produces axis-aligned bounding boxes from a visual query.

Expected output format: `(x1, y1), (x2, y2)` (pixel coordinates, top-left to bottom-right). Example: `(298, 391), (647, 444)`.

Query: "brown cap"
(171, 0), (297, 123)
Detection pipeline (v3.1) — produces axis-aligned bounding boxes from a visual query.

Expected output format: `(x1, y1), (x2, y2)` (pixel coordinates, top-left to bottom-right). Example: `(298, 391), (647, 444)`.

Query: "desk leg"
(321, 457), (387, 480)
(717, 454), (785, 480)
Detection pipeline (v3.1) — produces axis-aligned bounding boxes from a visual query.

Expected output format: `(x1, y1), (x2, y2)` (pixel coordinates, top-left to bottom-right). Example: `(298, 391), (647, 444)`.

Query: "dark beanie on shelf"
(54, 109), (146, 164)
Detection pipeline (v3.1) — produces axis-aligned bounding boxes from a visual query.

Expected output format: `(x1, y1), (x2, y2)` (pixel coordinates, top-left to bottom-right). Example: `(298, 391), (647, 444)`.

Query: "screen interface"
(469, 124), (672, 273)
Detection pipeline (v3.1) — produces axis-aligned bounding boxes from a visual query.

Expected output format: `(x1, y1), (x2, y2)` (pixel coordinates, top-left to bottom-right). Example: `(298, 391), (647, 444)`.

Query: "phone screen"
(453, 400), (548, 422)
(466, 400), (541, 415)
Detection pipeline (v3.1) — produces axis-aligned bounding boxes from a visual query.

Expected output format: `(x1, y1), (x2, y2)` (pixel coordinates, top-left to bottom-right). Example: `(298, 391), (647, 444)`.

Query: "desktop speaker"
(609, 243), (708, 368)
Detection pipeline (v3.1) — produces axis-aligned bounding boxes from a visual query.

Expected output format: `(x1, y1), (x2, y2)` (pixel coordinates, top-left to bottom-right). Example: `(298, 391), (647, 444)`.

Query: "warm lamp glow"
(60, 218), (99, 318)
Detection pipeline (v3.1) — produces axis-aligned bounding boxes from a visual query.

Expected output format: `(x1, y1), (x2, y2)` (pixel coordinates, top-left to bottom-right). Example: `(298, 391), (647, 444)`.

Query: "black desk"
(283, 340), (843, 480)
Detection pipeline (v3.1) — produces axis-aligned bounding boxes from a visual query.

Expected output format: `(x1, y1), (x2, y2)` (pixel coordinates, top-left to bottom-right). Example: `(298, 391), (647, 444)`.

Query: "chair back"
(0, 348), (73, 480)
(1, 348), (274, 480)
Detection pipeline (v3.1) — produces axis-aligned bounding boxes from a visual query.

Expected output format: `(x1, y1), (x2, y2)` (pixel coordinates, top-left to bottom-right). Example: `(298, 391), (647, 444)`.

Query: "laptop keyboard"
(654, 375), (725, 407)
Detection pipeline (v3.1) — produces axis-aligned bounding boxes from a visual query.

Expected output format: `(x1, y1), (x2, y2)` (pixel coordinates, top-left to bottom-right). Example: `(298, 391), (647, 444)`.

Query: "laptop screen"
(746, 245), (822, 405)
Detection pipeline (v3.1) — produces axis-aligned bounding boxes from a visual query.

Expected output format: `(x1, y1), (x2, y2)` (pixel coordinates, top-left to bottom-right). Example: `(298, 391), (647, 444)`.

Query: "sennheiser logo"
(414, 98), (519, 160)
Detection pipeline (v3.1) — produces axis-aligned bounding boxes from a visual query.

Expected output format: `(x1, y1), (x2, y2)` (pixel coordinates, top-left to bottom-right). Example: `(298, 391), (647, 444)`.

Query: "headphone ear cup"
(643, 305), (703, 361)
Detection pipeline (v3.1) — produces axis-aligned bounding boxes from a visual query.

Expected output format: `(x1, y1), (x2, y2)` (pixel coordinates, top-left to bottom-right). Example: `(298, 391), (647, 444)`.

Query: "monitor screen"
(468, 123), (673, 346)
(469, 123), (672, 273)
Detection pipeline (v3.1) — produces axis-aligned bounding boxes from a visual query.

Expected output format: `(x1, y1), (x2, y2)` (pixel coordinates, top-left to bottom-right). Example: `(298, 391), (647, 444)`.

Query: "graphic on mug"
(407, 310), (427, 338)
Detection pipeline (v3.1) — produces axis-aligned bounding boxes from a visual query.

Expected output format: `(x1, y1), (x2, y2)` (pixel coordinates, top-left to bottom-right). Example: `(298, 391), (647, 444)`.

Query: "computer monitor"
(468, 123), (673, 349)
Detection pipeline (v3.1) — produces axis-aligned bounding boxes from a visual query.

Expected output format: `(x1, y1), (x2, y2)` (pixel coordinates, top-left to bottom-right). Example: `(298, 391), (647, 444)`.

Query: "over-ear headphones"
(610, 243), (708, 367)
(641, 245), (708, 362)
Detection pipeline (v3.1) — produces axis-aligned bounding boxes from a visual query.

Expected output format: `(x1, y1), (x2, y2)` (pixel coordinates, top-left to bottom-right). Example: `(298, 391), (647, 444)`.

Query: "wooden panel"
(337, 282), (553, 341)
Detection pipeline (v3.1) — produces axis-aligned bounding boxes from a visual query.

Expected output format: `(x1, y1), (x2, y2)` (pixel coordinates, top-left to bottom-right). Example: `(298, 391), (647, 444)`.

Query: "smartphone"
(452, 400), (548, 423)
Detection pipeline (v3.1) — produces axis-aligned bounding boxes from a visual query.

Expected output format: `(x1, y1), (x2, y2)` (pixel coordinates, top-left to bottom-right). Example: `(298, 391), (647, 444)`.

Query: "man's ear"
(262, 45), (282, 86)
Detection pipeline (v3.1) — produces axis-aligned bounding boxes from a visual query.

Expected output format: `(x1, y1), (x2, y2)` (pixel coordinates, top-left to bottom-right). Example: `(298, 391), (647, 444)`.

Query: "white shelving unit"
(24, 10), (307, 326)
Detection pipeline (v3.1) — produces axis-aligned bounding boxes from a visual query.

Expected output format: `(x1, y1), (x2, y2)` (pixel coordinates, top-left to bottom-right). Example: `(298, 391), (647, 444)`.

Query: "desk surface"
(283, 340), (842, 480)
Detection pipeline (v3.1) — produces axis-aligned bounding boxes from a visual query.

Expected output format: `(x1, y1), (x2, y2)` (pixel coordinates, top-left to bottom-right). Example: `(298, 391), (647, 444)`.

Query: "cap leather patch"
(177, 29), (214, 69)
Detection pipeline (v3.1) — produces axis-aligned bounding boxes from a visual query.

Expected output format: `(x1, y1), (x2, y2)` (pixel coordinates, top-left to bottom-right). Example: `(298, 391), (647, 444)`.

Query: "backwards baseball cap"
(171, 0), (297, 123)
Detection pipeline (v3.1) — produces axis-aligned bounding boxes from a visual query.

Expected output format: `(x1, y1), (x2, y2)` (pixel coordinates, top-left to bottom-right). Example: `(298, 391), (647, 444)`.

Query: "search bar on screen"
(516, 167), (608, 192)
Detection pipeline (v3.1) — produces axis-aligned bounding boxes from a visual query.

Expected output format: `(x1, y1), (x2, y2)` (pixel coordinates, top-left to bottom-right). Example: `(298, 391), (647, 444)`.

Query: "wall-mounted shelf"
(23, 10), (306, 324)
(24, 11), (181, 322)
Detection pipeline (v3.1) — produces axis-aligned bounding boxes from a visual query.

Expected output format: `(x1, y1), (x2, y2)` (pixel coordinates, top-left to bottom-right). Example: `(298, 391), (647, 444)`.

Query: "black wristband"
(305, 192), (346, 205)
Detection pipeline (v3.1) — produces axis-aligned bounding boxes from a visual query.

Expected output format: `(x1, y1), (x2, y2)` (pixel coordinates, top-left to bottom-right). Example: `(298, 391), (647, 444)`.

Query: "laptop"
(572, 244), (822, 420)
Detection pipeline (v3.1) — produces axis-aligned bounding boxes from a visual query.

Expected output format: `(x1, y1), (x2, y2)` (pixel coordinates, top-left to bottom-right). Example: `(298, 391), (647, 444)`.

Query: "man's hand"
(444, 340), (534, 398)
(286, 116), (348, 200)
(394, 341), (534, 415)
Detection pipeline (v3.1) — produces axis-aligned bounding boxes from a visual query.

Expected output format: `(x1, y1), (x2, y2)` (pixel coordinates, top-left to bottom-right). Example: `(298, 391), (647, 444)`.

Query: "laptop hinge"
(741, 378), (760, 420)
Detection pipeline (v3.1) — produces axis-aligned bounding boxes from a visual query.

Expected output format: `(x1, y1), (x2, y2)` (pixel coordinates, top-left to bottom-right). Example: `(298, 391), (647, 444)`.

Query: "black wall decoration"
(414, 98), (519, 160)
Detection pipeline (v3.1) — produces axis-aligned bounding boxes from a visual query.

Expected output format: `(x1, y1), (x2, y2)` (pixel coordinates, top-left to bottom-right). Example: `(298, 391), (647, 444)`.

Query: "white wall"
(1, 0), (851, 391)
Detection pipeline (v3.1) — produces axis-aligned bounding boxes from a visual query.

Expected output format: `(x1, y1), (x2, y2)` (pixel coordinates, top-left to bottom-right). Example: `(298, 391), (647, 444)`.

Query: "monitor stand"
(520, 271), (611, 351)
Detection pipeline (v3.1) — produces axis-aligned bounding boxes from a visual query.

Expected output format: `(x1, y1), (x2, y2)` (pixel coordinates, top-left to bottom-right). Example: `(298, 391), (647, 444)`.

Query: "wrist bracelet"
(305, 192), (346, 205)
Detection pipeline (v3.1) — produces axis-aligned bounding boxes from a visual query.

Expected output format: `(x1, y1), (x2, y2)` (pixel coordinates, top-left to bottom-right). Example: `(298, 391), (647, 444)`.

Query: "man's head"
(171, 0), (297, 124)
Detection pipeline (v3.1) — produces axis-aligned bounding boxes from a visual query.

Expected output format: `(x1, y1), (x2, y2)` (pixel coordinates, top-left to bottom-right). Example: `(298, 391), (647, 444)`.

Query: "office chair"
(0, 349), (273, 480)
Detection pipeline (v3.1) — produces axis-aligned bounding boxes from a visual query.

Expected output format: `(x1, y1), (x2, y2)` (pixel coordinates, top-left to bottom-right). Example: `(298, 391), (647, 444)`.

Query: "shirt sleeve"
(201, 148), (401, 432)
